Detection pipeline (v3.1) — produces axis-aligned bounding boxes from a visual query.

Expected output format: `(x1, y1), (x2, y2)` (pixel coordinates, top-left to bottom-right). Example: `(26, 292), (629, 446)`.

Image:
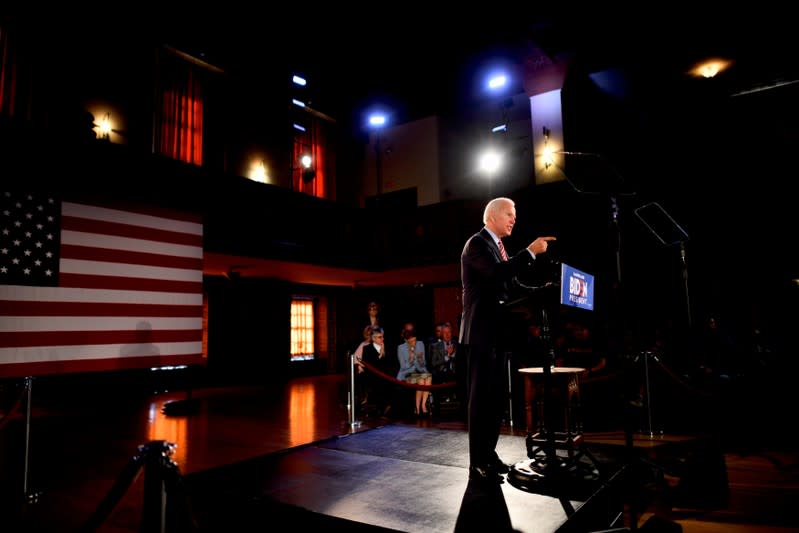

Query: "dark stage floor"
(184, 424), (626, 533)
(1, 372), (798, 532)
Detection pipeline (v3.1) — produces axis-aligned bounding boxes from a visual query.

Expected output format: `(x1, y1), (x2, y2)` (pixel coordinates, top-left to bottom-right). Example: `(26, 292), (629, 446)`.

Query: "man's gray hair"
(483, 197), (514, 224)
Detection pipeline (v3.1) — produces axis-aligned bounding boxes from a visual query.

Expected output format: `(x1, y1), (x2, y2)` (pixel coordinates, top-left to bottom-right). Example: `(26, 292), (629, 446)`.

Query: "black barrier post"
(141, 441), (176, 533)
(22, 376), (42, 506)
(348, 351), (362, 429)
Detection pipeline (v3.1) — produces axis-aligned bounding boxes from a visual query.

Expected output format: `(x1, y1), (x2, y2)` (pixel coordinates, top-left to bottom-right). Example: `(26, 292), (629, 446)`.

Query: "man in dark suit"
(459, 197), (555, 483)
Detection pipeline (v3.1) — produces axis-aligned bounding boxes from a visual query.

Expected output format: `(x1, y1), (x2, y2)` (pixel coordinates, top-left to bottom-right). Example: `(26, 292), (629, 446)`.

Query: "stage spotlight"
(367, 111), (390, 195)
(487, 73), (508, 91)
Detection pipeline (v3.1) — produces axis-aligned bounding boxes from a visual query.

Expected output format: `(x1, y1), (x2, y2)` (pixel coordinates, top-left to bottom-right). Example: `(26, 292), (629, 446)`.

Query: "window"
(153, 46), (222, 166)
(290, 297), (314, 361)
(292, 115), (331, 198)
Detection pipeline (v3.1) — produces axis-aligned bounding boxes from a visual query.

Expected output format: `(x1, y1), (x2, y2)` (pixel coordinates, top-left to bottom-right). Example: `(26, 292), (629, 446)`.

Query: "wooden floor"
(1, 371), (797, 532)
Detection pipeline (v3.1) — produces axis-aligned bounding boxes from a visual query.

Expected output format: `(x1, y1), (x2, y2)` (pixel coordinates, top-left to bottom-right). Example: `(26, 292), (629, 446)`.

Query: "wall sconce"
(542, 126), (555, 170)
(689, 58), (732, 78)
(249, 159), (269, 183)
(299, 154), (316, 183)
(98, 113), (112, 140)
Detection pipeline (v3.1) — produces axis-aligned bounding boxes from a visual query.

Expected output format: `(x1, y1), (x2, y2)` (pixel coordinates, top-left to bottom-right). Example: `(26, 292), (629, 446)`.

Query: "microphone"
(556, 150), (602, 157)
(516, 280), (559, 292)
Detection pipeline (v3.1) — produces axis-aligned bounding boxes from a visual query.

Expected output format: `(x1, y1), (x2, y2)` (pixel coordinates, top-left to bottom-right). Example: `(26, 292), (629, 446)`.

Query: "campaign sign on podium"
(560, 263), (594, 311)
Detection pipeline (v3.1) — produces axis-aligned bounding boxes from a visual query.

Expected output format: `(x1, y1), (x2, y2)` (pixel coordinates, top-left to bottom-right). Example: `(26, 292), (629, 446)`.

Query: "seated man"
(428, 323), (460, 402)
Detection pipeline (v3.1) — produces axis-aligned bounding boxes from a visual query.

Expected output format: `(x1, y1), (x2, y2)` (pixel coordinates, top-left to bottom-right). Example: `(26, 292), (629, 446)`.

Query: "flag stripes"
(0, 194), (205, 377)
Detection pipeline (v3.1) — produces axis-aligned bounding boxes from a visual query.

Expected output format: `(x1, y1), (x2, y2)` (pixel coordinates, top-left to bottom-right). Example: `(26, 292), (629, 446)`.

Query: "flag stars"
(36, 224), (43, 230)
(12, 258), (19, 264)
(34, 259), (42, 266)
(45, 251), (52, 258)
(23, 268), (30, 275)
(35, 241), (43, 248)
(24, 249), (32, 256)
(25, 212), (33, 219)
(47, 233), (53, 240)
(44, 269), (52, 276)
(14, 220), (21, 227)
(13, 239), (20, 246)
(25, 231), (32, 238)
(0, 266), (7, 273)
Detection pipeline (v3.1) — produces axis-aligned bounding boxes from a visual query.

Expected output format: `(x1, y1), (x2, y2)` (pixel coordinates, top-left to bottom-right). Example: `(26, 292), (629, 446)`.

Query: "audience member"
(687, 313), (742, 389)
(366, 301), (381, 327)
(429, 323), (456, 380)
(397, 329), (432, 416)
(559, 321), (607, 377)
(400, 321), (416, 345)
(426, 322), (445, 350)
(361, 327), (394, 417)
(353, 325), (374, 404)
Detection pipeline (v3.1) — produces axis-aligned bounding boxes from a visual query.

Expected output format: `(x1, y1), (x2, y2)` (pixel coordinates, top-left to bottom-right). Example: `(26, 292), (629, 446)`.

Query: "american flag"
(0, 191), (205, 377)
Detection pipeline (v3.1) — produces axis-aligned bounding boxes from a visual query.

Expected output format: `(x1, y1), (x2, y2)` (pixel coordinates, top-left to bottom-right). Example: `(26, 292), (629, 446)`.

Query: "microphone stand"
(537, 306), (560, 468)
(506, 283), (602, 505)
(680, 242), (691, 329)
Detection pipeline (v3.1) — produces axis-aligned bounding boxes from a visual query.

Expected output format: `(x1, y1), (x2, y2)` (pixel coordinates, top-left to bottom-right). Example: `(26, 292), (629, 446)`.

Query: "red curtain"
(292, 117), (327, 198)
(154, 51), (204, 165)
(0, 23), (18, 116)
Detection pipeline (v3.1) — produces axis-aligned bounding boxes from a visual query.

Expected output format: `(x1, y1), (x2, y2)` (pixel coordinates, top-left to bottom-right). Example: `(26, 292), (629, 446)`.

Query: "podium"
(503, 267), (604, 501)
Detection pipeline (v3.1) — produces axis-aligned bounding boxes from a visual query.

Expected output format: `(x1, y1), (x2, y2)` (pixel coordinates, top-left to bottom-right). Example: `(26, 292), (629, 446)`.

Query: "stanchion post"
(348, 351), (362, 428)
(507, 354), (514, 428)
(639, 351), (664, 437)
(346, 350), (352, 413)
(141, 441), (176, 533)
(22, 376), (41, 505)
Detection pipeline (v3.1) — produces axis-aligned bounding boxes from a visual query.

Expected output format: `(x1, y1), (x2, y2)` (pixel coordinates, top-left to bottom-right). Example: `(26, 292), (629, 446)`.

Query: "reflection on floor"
(0, 372), (797, 532)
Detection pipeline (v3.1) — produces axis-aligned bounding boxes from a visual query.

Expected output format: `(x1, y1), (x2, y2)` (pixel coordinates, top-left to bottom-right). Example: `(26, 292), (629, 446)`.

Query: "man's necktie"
(497, 239), (509, 261)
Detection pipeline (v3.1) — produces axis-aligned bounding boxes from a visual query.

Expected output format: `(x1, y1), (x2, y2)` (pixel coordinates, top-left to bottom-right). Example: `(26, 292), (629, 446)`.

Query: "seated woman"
(397, 329), (432, 416)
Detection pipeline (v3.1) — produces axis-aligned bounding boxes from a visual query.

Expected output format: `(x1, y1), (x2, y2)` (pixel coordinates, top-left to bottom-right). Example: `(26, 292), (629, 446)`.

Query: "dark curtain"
(153, 49), (205, 165)
(292, 116), (328, 198)
(0, 22), (18, 116)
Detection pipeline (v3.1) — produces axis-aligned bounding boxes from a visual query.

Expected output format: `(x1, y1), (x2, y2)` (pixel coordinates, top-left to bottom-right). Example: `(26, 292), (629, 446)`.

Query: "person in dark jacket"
(459, 197), (555, 483)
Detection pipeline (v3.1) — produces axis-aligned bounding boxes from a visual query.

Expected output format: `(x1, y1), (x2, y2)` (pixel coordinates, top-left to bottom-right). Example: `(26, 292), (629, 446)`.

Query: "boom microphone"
(556, 151), (602, 157)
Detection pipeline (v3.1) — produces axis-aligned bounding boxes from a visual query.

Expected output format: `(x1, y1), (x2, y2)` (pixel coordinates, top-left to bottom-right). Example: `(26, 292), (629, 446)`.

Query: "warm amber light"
(98, 113), (112, 137)
(689, 58), (732, 78)
(249, 160), (269, 183)
(542, 145), (555, 170)
(290, 298), (314, 360)
(288, 380), (316, 446)
(147, 401), (188, 466)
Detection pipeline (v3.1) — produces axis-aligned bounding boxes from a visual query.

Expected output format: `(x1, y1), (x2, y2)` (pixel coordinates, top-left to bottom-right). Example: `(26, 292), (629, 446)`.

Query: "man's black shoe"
(469, 464), (504, 483)
(490, 455), (511, 474)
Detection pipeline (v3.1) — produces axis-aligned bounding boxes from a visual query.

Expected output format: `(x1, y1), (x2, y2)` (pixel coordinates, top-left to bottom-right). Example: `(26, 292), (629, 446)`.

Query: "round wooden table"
(518, 366), (585, 455)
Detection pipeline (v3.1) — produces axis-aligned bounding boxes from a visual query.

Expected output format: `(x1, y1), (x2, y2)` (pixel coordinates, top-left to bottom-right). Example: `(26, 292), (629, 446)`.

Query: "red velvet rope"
(358, 359), (457, 391)
(649, 354), (713, 398)
(577, 356), (713, 398)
